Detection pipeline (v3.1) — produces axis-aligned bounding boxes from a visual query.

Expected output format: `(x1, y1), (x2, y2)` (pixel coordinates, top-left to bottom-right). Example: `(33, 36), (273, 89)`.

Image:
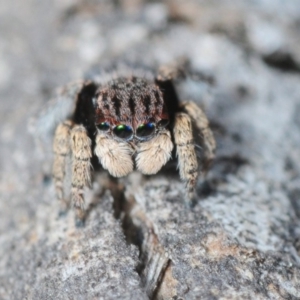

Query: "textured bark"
(0, 1), (300, 299)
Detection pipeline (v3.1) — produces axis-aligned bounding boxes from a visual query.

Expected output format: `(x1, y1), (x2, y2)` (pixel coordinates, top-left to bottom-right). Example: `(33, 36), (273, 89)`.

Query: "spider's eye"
(113, 124), (133, 140)
(157, 119), (169, 128)
(97, 122), (110, 131)
(136, 122), (155, 138)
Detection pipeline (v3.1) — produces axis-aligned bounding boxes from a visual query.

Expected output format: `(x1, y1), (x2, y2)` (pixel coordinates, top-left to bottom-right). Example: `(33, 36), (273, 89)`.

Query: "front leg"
(173, 113), (198, 203)
(182, 101), (216, 172)
(70, 125), (92, 222)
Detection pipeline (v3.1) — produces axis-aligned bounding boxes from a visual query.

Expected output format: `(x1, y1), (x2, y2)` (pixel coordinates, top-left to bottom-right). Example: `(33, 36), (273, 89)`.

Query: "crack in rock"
(109, 179), (176, 299)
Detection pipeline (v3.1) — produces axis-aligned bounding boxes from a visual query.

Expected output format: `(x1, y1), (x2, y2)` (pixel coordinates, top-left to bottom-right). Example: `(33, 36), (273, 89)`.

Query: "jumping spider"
(51, 61), (216, 221)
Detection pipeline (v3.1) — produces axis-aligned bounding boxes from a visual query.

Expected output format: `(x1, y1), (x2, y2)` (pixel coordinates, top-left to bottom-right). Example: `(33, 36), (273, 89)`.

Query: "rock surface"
(0, 0), (300, 299)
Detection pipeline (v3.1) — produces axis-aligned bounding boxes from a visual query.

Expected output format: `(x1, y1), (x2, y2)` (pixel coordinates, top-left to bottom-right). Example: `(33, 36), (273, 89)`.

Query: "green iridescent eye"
(97, 122), (110, 131)
(136, 122), (155, 139)
(113, 124), (133, 140)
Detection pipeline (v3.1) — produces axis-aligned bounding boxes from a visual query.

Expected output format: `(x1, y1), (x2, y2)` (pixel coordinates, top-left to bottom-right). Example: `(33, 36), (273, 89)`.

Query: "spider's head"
(94, 77), (169, 142)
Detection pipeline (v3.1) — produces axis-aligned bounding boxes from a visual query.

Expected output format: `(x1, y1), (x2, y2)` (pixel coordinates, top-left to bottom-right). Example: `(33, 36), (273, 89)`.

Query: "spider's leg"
(173, 112), (198, 203)
(70, 124), (92, 222)
(156, 59), (187, 82)
(136, 129), (173, 175)
(53, 120), (72, 213)
(182, 101), (216, 172)
(156, 59), (214, 85)
(95, 133), (134, 177)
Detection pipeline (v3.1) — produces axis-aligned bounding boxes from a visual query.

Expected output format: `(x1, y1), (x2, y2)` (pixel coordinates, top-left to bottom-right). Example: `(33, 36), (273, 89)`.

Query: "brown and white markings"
(49, 61), (216, 224)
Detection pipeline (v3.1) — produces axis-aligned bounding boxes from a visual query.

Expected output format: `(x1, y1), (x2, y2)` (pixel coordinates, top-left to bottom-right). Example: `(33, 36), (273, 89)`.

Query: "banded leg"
(53, 120), (72, 212)
(173, 113), (198, 201)
(136, 129), (173, 175)
(70, 125), (92, 221)
(182, 101), (216, 172)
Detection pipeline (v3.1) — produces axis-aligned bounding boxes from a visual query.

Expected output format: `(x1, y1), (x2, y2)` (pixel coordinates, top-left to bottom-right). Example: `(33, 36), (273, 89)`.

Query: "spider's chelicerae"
(52, 62), (216, 221)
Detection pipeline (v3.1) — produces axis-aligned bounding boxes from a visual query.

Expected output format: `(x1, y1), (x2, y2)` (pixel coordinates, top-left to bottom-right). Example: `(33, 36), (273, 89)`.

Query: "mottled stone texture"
(0, 0), (300, 299)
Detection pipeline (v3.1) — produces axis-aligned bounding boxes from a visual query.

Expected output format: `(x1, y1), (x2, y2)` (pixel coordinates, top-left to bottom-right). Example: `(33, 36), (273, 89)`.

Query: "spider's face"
(94, 77), (169, 143)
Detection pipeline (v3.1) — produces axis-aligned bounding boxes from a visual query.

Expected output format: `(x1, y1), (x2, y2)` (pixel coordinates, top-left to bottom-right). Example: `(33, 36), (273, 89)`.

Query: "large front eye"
(97, 122), (110, 131)
(136, 122), (155, 139)
(113, 124), (133, 140)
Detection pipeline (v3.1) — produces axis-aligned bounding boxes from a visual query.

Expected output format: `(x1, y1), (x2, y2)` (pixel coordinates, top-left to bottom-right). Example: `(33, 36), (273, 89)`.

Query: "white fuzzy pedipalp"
(136, 129), (173, 175)
(95, 133), (134, 177)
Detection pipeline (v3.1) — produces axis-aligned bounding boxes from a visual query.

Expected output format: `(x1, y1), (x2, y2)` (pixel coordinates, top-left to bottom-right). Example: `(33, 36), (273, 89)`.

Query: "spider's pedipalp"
(173, 112), (198, 201)
(95, 133), (134, 177)
(70, 125), (92, 220)
(136, 129), (173, 175)
(182, 101), (216, 171)
(53, 120), (72, 211)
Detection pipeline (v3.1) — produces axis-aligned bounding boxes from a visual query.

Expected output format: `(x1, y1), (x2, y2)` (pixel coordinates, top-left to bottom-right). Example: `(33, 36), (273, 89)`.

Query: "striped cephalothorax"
(52, 63), (216, 222)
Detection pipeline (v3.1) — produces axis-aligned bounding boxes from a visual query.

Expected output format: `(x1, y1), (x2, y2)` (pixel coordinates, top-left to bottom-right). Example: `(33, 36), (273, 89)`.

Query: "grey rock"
(0, 0), (300, 299)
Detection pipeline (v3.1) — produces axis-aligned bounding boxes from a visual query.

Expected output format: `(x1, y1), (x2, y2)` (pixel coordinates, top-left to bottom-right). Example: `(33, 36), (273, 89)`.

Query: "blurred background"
(1, 0), (300, 299)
